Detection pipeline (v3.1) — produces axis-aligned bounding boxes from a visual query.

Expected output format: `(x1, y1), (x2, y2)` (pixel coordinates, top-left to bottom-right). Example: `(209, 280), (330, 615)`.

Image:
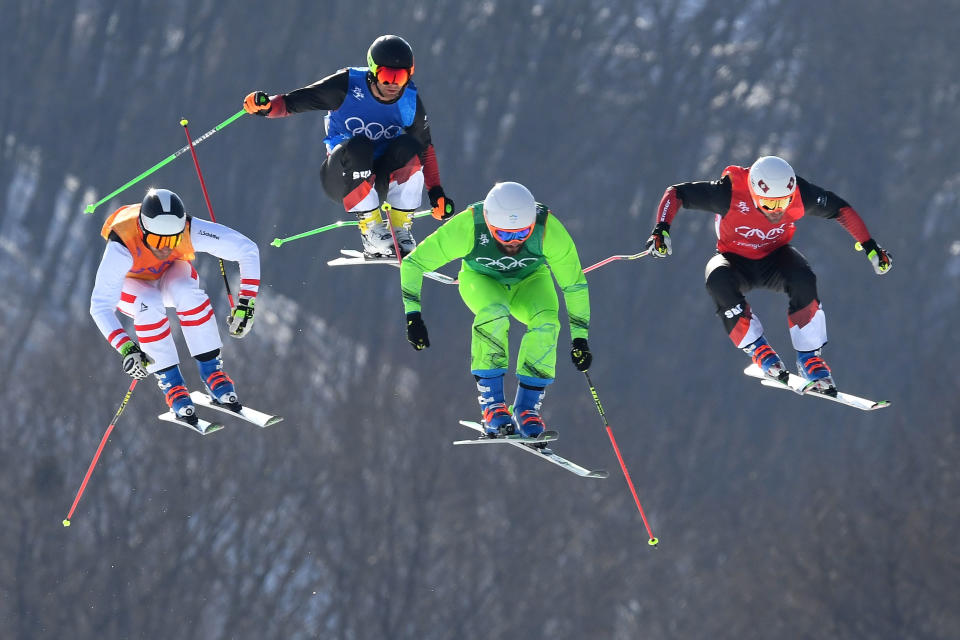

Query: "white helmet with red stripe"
(748, 156), (797, 213)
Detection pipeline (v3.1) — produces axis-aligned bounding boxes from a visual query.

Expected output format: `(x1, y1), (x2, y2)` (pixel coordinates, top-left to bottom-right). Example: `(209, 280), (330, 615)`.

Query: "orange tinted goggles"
(374, 66), (411, 85)
(756, 195), (793, 212)
(144, 232), (183, 250)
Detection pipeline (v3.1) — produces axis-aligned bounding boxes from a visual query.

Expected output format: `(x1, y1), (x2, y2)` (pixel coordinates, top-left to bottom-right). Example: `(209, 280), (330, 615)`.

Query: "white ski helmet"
(140, 188), (186, 237)
(748, 156), (797, 212)
(483, 181), (537, 230)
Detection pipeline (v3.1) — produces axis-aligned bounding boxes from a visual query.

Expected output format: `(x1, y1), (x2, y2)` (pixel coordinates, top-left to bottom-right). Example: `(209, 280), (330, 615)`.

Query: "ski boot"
(155, 365), (197, 425)
(743, 335), (789, 383)
(476, 375), (515, 437)
(796, 349), (837, 396)
(356, 208), (396, 258)
(512, 384), (547, 442)
(385, 204), (416, 257)
(196, 352), (241, 410)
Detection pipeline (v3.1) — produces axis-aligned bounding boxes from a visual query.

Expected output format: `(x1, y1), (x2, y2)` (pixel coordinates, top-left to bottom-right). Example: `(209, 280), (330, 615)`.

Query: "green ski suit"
(400, 202), (590, 386)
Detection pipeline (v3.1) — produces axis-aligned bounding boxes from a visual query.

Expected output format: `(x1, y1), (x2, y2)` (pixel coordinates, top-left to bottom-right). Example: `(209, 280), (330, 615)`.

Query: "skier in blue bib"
(244, 35), (455, 257)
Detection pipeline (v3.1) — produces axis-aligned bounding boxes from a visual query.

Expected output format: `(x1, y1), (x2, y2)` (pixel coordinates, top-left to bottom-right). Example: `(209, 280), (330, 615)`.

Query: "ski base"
(453, 429), (559, 446)
(189, 391), (284, 427)
(458, 420), (608, 478)
(157, 412), (224, 435)
(328, 250), (458, 285)
(743, 364), (890, 411)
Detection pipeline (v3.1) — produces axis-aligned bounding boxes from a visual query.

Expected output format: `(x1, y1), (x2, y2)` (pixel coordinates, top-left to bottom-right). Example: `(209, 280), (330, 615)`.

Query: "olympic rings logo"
(474, 256), (540, 271)
(734, 224), (787, 240)
(343, 117), (403, 141)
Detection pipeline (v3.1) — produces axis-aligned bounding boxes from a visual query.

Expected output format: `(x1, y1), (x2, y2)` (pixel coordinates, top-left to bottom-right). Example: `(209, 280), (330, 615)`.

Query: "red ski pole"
(583, 371), (658, 546)
(181, 118), (234, 309)
(582, 249), (650, 274)
(63, 378), (139, 527)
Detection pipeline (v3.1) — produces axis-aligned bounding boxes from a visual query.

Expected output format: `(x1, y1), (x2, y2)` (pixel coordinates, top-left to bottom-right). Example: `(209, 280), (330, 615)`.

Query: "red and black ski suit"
(653, 165), (876, 352)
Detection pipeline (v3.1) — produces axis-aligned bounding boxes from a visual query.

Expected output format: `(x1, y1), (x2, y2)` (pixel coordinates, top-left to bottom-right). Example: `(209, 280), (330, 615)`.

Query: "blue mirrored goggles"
(493, 227), (533, 243)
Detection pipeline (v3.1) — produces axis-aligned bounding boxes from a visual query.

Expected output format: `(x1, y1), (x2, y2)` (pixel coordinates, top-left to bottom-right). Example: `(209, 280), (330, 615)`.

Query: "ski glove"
(406, 312), (430, 350)
(428, 186), (456, 221)
(243, 91), (272, 115)
(119, 341), (153, 379)
(859, 239), (893, 275)
(570, 338), (593, 372)
(227, 297), (255, 338)
(646, 222), (672, 257)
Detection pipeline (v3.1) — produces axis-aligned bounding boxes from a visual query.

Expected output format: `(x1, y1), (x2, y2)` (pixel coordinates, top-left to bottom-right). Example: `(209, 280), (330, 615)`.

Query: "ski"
(743, 364), (891, 411)
(157, 412), (224, 435)
(189, 391), (284, 428)
(328, 249), (458, 285)
(453, 429), (559, 446)
(458, 420), (608, 478)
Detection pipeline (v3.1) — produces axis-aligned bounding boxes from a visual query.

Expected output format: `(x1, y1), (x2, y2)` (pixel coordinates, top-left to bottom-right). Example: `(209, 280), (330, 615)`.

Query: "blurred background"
(2, 1), (959, 638)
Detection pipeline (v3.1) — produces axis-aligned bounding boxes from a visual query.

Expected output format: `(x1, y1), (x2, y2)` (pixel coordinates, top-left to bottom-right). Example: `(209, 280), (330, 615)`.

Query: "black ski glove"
(645, 222), (672, 257)
(428, 186), (456, 221)
(406, 312), (430, 350)
(859, 238), (893, 275)
(571, 338), (592, 372)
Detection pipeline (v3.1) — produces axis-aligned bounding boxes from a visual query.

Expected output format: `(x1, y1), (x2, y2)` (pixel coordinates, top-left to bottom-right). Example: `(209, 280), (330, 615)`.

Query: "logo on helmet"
(756, 179), (770, 194)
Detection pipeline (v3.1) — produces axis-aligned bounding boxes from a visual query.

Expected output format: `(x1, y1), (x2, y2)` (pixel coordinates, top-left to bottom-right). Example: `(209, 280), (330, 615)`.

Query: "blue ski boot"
(796, 348), (837, 396)
(512, 384), (547, 439)
(476, 375), (514, 437)
(743, 335), (788, 383)
(155, 365), (197, 424)
(196, 351), (240, 409)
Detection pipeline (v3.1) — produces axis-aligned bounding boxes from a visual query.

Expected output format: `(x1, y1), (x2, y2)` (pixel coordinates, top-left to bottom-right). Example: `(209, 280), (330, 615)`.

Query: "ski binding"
(189, 391), (284, 427)
(157, 411), (224, 435)
(328, 249), (458, 285)
(743, 364), (890, 411)
(458, 420), (608, 478)
(453, 429), (559, 446)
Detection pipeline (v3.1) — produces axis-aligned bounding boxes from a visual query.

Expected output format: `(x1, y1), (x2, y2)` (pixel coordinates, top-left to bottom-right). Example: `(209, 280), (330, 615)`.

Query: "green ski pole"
(83, 109), (247, 215)
(270, 210), (434, 248)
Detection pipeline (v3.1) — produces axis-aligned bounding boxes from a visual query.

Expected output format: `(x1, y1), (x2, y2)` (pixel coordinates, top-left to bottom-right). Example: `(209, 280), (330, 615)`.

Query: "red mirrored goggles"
(143, 231), (183, 250)
(373, 65), (412, 86)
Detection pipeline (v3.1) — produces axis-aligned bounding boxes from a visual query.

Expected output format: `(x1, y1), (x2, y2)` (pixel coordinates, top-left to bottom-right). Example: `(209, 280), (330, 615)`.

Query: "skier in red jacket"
(646, 156), (892, 395)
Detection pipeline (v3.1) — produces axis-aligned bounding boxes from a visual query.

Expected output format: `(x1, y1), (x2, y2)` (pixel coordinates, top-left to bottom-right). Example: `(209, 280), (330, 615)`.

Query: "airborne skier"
(243, 34), (455, 258)
(646, 155), (893, 395)
(399, 181), (592, 438)
(89, 188), (260, 426)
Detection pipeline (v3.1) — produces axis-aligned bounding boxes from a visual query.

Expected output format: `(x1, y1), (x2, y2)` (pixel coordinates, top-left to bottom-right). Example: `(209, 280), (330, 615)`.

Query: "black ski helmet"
(366, 35), (415, 75)
(140, 188), (186, 237)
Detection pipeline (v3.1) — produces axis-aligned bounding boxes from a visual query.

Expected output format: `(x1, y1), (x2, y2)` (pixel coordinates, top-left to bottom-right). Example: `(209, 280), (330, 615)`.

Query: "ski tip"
(587, 470), (610, 479)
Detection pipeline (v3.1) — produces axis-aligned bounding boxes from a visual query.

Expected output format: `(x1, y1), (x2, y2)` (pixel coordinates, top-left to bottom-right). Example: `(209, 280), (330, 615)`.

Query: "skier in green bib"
(399, 181), (592, 437)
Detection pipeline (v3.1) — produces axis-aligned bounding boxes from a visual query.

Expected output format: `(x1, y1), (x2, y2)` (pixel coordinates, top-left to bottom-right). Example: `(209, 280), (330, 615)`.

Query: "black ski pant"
(319, 134), (424, 210)
(704, 244), (819, 338)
